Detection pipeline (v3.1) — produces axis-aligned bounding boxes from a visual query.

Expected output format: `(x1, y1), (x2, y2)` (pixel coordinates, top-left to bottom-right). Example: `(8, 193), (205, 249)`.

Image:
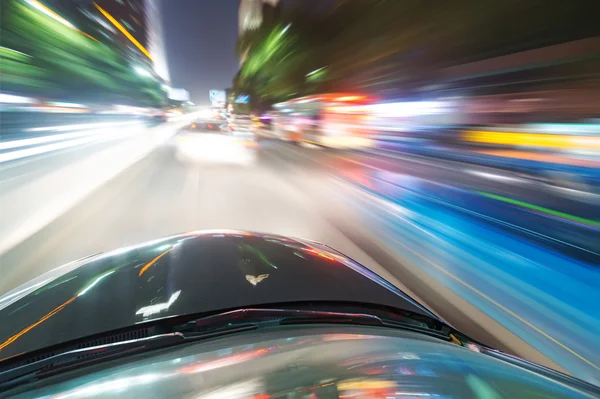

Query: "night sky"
(162, 0), (240, 105)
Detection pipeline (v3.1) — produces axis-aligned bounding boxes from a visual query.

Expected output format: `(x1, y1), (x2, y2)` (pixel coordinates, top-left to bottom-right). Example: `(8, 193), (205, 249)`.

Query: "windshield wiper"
(0, 324), (257, 391)
(0, 306), (455, 391)
(177, 307), (452, 341)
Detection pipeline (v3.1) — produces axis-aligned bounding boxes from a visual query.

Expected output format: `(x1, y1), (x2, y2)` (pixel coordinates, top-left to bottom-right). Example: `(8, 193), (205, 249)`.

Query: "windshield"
(4, 326), (598, 399)
(1, 0), (598, 393)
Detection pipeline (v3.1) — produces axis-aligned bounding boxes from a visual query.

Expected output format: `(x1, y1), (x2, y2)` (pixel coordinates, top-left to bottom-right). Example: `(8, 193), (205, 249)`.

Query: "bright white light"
(54, 373), (172, 398)
(0, 46), (31, 58)
(25, 120), (141, 133)
(4, 128), (112, 150)
(196, 379), (262, 399)
(306, 66), (326, 77)
(277, 23), (291, 39)
(78, 270), (115, 296)
(198, 108), (213, 119)
(370, 101), (447, 117)
(0, 124), (144, 163)
(47, 101), (86, 108)
(0, 93), (35, 104)
(25, 0), (76, 29)
(134, 66), (152, 78)
(467, 169), (524, 183)
(136, 291), (181, 317)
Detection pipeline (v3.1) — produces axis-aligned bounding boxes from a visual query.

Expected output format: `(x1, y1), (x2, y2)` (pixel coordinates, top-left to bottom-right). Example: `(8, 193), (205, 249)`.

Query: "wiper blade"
(181, 308), (451, 341)
(0, 325), (257, 391)
(0, 307), (452, 391)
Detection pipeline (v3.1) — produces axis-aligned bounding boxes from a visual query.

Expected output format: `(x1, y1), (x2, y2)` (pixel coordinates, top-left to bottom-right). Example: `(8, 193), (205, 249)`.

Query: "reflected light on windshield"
(54, 373), (173, 398)
(77, 270), (115, 296)
(0, 296), (77, 352)
(138, 248), (172, 277)
(135, 290), (181, 318)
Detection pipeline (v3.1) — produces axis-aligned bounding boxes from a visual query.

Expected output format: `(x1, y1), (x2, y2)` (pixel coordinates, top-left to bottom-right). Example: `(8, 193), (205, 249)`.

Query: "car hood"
(0, 230), (433, 362)
(9, 326), (598, 399)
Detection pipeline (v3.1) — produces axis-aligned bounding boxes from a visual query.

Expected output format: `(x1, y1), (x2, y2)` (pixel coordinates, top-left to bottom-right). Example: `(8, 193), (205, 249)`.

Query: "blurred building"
(93, 0), (169, 83)
(95, 0), (149, 48)
(145, 0), (170, 82)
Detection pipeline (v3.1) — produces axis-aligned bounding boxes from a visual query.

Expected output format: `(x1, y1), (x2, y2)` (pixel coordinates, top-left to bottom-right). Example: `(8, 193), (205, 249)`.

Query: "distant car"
(175, 119), (257, 166)
(0, 231), (598, 398)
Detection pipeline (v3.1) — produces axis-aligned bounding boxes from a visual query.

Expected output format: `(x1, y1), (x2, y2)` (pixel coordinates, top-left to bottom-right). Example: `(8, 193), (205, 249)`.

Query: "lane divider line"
(478, 192), (600, 228)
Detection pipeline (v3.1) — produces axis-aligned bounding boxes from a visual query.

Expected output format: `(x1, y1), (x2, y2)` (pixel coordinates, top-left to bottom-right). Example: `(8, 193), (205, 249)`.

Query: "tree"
(234, 0), (599, 107)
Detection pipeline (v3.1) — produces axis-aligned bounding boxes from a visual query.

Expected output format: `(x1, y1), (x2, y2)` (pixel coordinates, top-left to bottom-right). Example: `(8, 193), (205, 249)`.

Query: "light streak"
(0, 296), (77, 351)
(0, 46), (32, 58)
(0, 126), (142, 164)
(478, 192), (600, 227)
(306, 66), (326, 77)
(77, 270), (115, 296)
(138, 248), (171, 277)
(25, 121), (140, 133)
(25, 0), (75, 28)
(0, 93), (35, 104)
(94, 2), (153, 61)
(24, 0), (99, 42)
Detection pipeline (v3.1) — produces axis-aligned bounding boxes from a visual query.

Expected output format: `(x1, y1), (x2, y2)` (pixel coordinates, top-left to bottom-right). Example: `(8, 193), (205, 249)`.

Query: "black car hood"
(0, 231), (434, 362)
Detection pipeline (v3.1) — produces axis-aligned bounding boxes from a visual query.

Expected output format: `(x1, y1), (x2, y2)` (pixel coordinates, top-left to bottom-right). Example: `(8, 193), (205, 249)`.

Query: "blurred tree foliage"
(234, 0), (598, 106)
(0, 0), (165, 106)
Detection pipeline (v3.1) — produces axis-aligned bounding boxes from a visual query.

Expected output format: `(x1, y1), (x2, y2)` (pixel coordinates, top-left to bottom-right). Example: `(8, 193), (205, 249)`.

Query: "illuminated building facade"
(93, 0), (169, 82)
(95, 0), (149, 50)
(145, 0), (170, 82)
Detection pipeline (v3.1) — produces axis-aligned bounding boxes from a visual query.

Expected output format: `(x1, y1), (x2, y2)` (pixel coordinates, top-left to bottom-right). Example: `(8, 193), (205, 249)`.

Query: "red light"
(208, 124), (213, 129)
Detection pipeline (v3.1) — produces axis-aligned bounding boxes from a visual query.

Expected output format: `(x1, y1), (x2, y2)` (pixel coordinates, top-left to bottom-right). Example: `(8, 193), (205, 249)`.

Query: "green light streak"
(478, 192), (600, 227)
(241, 244), (278, 269)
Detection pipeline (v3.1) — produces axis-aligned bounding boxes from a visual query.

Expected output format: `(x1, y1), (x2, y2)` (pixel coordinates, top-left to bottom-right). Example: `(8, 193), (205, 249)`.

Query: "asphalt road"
(0, 134), (598, 384)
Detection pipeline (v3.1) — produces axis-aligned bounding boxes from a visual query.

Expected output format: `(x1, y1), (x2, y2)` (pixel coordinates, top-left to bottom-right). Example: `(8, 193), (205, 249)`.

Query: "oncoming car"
(175, 119), (258, 166)
(0, 231), (598, 398)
